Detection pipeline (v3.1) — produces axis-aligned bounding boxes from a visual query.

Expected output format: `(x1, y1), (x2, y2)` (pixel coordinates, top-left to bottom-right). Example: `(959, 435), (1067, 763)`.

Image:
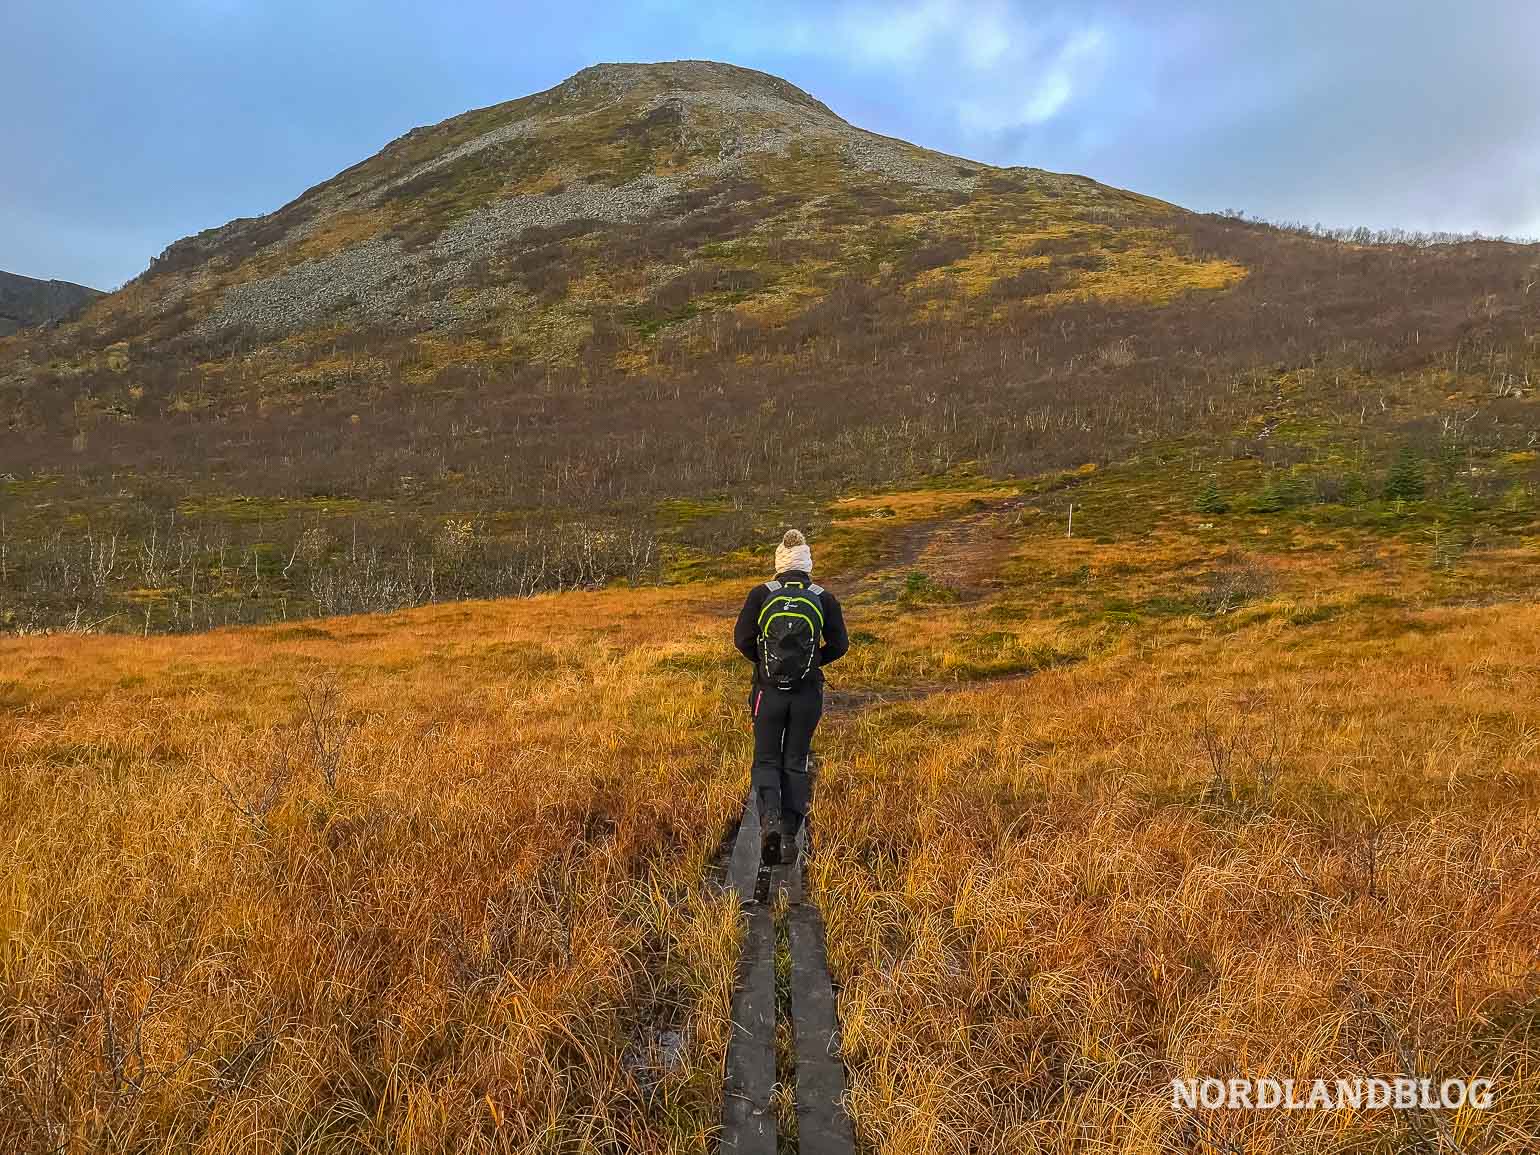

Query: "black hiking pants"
(749, 679), (823, 841)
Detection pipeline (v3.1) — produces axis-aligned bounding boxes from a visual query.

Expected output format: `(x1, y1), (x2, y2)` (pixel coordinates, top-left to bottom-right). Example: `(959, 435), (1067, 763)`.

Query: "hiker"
(733, 529), (849, 866)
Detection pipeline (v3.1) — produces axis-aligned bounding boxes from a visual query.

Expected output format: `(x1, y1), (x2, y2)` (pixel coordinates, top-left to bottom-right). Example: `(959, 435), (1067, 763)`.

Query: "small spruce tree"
(1195, 478), (1229, 515)
(1384, 447), (1426, 502)
(1441, 482), (1475, 517)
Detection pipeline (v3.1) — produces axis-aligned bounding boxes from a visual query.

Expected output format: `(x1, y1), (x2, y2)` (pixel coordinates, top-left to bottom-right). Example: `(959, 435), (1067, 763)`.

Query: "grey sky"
(3, 0), (1536, 289)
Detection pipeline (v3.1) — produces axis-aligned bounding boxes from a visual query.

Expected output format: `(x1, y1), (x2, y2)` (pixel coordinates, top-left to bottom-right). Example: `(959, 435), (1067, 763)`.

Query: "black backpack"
(757, 579), (824, 689)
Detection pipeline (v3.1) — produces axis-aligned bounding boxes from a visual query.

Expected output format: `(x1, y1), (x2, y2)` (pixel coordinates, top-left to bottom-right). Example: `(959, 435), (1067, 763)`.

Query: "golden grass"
(4, 480), (1539, 1151)
(801, 477), (1540, 1152)
(814, 602), (1540, 1152)
(1, 589), (752, 1153)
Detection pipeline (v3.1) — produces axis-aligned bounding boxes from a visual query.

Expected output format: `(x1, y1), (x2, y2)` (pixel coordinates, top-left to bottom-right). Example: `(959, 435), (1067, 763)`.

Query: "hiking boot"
(779, 833), (800, 865)
(760, 822), (781, 868)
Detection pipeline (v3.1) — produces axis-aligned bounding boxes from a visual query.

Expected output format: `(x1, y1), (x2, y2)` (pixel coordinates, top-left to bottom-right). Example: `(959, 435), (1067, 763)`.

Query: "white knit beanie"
(775, 529), (813, 576)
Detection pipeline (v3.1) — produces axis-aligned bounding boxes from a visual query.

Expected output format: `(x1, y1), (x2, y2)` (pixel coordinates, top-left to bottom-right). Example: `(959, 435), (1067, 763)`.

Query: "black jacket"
(734, 570), (849, 687)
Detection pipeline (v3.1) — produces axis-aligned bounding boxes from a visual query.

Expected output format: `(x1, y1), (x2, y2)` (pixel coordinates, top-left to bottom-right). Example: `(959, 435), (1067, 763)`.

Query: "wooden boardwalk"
(720, 788), (855, 1155)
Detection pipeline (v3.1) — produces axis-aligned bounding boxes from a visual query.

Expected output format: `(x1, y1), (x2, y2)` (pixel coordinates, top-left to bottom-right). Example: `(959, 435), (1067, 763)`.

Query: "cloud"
(774, 0), (956, 66)
(959, 6), (1014, 69)
(956, 25), (1108, 132)
(752, 1), (1114, 138)
(844, 1), (957, 65)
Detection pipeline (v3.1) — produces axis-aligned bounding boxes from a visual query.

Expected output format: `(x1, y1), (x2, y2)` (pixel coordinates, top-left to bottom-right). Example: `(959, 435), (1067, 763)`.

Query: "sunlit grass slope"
(1, 589), (752, 1152)
(4, 459), (1540, 1152)
(818, 605), (1540, 1152)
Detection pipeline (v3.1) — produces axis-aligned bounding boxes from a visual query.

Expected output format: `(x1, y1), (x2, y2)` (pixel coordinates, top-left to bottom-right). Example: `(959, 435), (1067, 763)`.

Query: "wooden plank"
(771, 825), (804, 906)
(787, 905), (855, 1155)
(721, 905), (777, 1155)
(726, 785), (761, 905)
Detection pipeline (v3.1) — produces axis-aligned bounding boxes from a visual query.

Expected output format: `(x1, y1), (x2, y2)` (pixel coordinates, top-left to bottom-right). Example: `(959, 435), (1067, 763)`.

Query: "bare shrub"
(1198, 554), (1275, 616)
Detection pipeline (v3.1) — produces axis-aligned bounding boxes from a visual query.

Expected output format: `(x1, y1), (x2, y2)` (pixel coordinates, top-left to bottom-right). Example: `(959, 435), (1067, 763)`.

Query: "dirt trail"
(837, 494), (1030, 603)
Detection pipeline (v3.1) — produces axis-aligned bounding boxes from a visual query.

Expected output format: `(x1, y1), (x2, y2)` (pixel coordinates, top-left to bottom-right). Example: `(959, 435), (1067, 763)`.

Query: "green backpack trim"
(758, 589), (824, 631)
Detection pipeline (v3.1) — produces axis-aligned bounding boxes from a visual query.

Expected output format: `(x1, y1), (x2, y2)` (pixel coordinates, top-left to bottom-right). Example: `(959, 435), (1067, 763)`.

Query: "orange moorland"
(4, 479), (1539, 1153)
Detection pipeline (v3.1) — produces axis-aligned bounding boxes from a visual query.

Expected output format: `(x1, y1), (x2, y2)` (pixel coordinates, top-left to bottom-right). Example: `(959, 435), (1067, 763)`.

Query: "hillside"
(0, 270), (101, 337)
(2, 60), (1538, 632)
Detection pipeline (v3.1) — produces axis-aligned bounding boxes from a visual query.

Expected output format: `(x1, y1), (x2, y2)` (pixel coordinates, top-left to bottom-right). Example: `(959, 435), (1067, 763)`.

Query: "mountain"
(0, 270), (101, 336)
(1, 60), (1537, 631)
(35, 60), (1215, 360)
(6, 59), (1272, 493)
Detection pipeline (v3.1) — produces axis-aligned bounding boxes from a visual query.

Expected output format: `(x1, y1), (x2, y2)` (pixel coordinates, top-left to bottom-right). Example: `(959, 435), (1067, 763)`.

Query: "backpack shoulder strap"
(807, 583), (824, 595)
(764, 580), (782, 592)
